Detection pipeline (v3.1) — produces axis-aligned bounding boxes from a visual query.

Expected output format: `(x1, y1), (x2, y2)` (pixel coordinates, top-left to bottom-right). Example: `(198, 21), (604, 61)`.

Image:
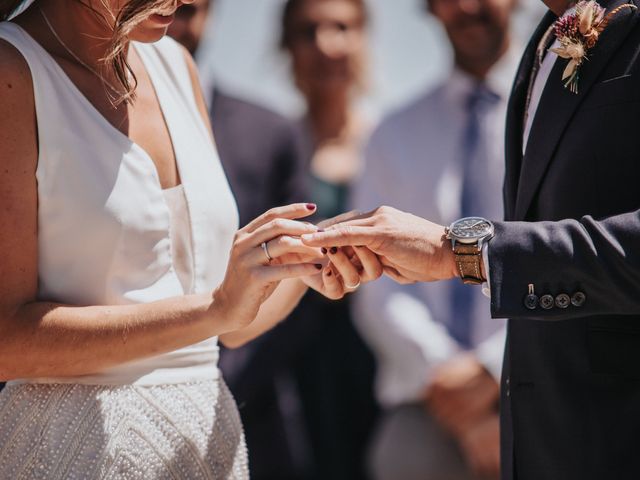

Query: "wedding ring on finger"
(344, 280), (361, 290)
(261, 241), (273, 264)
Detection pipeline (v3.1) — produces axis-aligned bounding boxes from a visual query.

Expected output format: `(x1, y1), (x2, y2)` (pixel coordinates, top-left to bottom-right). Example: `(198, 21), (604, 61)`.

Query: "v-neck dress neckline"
(10, 22), (180, 191)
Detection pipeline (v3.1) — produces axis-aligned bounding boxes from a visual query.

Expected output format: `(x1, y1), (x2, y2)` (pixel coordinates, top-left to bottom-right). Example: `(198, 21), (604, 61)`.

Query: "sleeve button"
(571, 291), (586, 307)
(524, 294), (539, 310)
(540, 294), (554, 309)
(555, 293), (571, 309)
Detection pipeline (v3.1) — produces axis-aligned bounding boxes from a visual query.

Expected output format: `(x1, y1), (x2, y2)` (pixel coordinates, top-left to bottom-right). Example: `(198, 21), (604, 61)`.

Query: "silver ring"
(344, 280), (361, 290)
(261, 241), (273, 263)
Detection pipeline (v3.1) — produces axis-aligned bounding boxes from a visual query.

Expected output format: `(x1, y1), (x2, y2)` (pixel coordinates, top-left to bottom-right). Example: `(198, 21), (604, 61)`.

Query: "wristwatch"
(445, 217), (494, 285)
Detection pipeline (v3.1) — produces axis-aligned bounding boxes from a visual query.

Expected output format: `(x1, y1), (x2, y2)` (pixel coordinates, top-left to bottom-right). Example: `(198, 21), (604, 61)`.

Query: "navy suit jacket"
(490, 1), (640, 478)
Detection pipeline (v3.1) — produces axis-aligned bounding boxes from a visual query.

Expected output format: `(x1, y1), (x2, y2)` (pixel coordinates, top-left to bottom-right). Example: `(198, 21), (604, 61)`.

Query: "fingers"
(301, 225), (375, 248)
(327, 247), (361, 290)
(258, 262), (324, 283)
(246, 218), (319, 247)
(240, 203), (317, 235)
(316, 209), (366, 229)
(321, 264), (344, 299)
(250, 236), (323, 266)
(351, 245), (383, 281)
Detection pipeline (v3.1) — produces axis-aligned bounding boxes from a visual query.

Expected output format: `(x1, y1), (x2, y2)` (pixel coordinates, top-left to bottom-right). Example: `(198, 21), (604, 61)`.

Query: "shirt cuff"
(481, 241), (491, 298)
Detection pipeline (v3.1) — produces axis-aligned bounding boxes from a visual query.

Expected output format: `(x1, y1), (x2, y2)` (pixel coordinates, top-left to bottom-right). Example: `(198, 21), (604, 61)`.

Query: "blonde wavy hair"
(0, 0), (172, 104)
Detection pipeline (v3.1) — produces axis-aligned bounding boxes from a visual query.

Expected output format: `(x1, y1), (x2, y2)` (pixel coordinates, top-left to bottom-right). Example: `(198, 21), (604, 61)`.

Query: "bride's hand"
(300, 212), (384, 299)
(213, 203), (325, 330)
(302, 245), (383, 299)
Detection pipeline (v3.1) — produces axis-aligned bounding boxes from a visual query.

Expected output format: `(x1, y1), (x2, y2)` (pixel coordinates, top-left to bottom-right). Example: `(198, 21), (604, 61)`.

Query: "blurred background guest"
(280, 1), (379, 479)
(281, 0), (371, 219)
(352, 0), (519, 478)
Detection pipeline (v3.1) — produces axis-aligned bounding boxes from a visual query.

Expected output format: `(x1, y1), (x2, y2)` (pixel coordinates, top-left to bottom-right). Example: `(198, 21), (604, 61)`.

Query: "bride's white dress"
(0, 22), (248, 479)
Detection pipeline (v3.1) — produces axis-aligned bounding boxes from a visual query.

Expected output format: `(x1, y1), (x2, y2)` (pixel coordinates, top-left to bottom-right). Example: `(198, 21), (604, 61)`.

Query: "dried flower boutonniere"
(551, 0), (637, 94)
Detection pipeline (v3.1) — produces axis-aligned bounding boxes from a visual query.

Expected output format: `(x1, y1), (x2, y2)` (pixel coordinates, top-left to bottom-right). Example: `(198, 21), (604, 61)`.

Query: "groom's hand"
(301, 206), (458, 283)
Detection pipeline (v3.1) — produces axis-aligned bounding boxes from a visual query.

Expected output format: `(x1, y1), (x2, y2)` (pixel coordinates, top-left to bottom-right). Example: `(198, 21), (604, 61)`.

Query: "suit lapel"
(504, 11), (557, 220)
(513, 0), (639, 220)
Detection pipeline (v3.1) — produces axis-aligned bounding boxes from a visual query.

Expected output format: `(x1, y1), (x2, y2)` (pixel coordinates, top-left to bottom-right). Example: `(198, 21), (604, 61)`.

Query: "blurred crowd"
(166, 0), (540, 478)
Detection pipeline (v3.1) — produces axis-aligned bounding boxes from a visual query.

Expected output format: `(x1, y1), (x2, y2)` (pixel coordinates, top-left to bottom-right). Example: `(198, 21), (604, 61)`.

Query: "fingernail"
(306, 203), (316, 211)
(315, 264), (323, 270)
(321, 247), (328, 254)
(330, 247), (338, 255)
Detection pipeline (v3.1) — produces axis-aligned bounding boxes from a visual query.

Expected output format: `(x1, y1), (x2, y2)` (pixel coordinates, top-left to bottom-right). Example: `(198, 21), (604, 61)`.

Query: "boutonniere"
(551, 0), (637, 94)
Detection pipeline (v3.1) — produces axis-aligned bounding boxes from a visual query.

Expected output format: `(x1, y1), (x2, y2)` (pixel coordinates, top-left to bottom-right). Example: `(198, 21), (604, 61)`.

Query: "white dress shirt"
(352, 48), (520, 407)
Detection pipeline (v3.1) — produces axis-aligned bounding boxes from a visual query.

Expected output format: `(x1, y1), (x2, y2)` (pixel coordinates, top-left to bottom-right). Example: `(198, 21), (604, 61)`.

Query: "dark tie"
(450, 83), (500, 348)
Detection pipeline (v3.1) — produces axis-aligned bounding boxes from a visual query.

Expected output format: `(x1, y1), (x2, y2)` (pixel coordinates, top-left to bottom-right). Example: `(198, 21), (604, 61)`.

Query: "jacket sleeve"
(488, 209), (640, 319)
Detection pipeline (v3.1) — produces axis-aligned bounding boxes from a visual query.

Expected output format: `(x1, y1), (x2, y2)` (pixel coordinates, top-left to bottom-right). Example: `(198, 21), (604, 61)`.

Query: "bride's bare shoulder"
(0, 35), (38, 169)
(0, 33), (33, 83)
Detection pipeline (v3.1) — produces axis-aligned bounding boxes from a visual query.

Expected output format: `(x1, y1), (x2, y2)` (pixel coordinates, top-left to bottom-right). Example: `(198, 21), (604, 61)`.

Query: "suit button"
(571, 291), (586, 307)
(555, 293), (571, 309)
(540, 294), (554, 309)
(524, 294), (539, 310)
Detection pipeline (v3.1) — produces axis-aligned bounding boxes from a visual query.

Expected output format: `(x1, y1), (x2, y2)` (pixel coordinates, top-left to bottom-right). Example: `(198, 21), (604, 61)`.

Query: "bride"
(0, 0), (381, 478)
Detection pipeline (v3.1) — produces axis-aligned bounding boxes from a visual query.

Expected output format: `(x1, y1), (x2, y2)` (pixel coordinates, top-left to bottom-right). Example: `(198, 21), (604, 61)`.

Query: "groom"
(303, 0), (640, 478)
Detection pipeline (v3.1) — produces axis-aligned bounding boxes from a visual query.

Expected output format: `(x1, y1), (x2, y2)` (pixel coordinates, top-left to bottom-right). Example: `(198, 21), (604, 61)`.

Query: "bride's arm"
(0, 44), (321, 381)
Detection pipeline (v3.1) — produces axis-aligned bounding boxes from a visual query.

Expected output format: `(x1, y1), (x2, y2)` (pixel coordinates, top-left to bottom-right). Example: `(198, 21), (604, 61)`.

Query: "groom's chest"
(508, 20), (640, 222)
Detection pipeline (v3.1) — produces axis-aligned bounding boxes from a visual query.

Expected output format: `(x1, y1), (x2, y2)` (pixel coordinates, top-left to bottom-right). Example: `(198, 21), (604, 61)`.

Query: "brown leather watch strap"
(454, 244), (484, 285)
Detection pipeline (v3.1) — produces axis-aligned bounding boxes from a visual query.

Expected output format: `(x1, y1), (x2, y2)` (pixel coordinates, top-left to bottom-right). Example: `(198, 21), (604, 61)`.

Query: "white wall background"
(197, 0), (547, 117)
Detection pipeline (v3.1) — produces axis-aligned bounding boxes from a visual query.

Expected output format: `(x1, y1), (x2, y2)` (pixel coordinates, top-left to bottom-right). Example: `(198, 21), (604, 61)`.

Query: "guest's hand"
(426, 355), (499, 437)
(458, 414), (501, 480)
(301, 206), (458, 284)
(213, 203), (325, 330)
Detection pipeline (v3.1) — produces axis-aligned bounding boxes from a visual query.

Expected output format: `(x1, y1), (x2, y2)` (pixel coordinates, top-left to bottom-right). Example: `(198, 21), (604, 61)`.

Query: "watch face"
(449, 217), (494, 243)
